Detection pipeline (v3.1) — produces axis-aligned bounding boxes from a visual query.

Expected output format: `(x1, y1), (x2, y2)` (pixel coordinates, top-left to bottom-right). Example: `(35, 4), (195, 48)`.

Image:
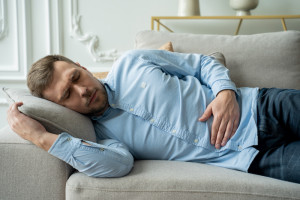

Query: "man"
(7, 50), (300, 183)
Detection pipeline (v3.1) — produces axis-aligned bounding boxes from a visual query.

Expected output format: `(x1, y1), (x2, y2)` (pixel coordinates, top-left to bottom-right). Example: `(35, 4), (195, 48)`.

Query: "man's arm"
(126, 50), (240, 149)
(7, 102), (57, 151)
(7, 102), (134, 177)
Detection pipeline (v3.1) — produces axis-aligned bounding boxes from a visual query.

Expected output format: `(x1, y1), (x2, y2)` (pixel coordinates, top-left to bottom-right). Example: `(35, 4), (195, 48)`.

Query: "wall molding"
(0, 0), (7, 40)
(70, 0), (120, 62)
(46, 0), (62, 54)
(0, 0), (31, 81)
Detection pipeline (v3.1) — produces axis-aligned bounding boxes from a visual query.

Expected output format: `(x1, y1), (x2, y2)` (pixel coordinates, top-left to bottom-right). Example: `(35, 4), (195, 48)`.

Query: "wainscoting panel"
(0, 0), (31, 81)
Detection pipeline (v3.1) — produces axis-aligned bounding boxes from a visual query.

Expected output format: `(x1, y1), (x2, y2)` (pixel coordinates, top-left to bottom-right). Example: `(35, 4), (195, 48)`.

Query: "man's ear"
(76, 62), (87, 70)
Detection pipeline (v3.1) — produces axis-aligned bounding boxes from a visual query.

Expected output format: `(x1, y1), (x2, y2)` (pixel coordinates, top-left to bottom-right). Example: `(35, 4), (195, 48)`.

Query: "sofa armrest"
(0, 126), (73, 200)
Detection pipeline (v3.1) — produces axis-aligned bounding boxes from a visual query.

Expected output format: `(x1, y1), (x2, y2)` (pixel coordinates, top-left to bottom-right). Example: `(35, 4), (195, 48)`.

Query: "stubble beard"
(86, 88), (109, 116)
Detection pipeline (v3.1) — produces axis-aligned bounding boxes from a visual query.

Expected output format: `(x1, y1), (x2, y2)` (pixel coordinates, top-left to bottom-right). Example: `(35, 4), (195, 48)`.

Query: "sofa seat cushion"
(66, 160), (300, 200)
(135, 30), (300, 90)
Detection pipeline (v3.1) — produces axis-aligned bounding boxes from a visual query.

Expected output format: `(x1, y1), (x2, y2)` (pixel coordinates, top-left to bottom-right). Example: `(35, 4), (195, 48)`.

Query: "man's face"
(43, 61), (109, 116)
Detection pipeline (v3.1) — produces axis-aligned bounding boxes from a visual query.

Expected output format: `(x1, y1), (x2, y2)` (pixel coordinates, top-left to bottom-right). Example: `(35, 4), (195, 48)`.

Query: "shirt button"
(67, 138), (72, 141)
(238, 145), (242, 150)
(100, 148), (105, 151)
(130, 108), (134, 112)
(111, 104), (115, 107)
(172, 129), (176, 134)
(141, 82), (147, 88)
(194, 139), (199, 143)
(150, 118), (155, 123)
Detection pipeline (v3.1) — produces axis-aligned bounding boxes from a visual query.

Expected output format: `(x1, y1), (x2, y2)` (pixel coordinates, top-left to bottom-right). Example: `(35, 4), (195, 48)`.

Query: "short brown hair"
(27, 55), (76, 97)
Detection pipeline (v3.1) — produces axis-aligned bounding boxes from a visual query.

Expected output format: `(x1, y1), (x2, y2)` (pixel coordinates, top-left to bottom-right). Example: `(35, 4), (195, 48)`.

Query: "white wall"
(1, 0), (300, 128)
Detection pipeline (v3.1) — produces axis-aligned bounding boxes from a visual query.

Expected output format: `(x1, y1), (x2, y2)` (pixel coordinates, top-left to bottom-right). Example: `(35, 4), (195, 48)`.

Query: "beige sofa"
(1, 30), (300, 200)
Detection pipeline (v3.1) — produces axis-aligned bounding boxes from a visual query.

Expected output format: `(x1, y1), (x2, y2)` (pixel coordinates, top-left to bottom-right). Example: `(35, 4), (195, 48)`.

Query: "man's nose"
(73, 85), (89, 97)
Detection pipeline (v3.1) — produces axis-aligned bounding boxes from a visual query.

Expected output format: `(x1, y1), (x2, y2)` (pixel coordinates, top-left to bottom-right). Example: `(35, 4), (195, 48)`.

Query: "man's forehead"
(42, 62), (76, 101)
(53, 60), (78, 69)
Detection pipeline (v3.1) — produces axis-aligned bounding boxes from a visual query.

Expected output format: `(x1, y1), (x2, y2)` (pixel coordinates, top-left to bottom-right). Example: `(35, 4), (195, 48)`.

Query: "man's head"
(27, 55), (109, 116)
(28, 55), (75, 98)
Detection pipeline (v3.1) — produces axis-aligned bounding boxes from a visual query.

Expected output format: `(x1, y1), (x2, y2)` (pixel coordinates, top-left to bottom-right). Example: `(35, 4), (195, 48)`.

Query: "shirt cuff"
(211, 80), (238, 97)
(48, 132), (80, 163)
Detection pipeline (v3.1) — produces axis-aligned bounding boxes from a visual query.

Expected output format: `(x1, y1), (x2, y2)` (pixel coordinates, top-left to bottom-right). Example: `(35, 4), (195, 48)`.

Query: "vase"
(178, 0), (200, 16)
(230, 0), (259, 16)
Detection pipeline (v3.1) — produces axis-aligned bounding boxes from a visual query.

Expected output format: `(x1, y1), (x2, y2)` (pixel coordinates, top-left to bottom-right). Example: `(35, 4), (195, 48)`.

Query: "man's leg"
(249, 141), (300, 183)
(257, 88), (300, 144)
(249, 88), (300, 183)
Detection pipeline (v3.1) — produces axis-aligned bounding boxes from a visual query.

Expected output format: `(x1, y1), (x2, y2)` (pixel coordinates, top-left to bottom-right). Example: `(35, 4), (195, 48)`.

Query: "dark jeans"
(249, 88), (300, 184)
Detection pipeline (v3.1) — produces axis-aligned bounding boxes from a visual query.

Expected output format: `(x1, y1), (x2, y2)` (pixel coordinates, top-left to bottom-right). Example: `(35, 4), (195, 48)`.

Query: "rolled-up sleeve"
(48, 132), (134, 178)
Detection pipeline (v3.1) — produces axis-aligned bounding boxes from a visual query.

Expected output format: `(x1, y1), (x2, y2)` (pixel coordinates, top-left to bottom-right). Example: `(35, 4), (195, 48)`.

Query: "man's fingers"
(9, 102), (23, 112)
(15, 102), (23, 108)
(214, 119), (229, 149)
(199, 105), (212, 122)
(210, 116), (222, 145)
(231, 118), (239, 136)
(15, 101), (23, 106)
(221, 121), (234, 147)
(7, 102), (24, 128)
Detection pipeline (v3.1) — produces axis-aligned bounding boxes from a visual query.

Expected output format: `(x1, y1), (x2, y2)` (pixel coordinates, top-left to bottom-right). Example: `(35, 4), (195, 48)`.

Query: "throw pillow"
(209, 52), (226, 66)
(93, 72), (109, 79)
(2, 87), (97, 142)
(159, 41), (226, 66)
(159, 41), (174, 52)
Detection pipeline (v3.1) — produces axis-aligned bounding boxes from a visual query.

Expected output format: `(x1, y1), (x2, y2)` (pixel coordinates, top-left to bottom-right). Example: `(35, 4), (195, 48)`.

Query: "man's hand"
(7, 102), (57, 151)
(199, 90), (240, 149)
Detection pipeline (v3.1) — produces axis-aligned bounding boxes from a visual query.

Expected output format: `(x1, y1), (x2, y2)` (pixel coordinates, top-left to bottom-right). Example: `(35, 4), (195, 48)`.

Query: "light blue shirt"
(49, 50), (259, 177)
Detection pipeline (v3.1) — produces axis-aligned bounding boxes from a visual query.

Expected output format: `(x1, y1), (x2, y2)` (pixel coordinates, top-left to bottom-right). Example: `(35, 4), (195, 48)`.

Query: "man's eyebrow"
(58, 70), (78, 102)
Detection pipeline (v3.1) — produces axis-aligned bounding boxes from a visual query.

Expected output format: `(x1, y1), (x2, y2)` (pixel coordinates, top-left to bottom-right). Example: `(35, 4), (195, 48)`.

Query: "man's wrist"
(211, 80), (237, 97)
(217, 89), (235, 97)
(35, 132), (58, 151)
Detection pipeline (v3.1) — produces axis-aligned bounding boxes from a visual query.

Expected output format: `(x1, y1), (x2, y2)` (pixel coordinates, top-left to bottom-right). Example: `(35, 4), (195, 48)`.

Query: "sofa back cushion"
(135, 30), (300, 89)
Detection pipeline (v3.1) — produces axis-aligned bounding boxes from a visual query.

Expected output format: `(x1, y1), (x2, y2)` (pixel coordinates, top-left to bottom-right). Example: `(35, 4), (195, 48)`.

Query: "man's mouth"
(88, 89), (97, 106)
